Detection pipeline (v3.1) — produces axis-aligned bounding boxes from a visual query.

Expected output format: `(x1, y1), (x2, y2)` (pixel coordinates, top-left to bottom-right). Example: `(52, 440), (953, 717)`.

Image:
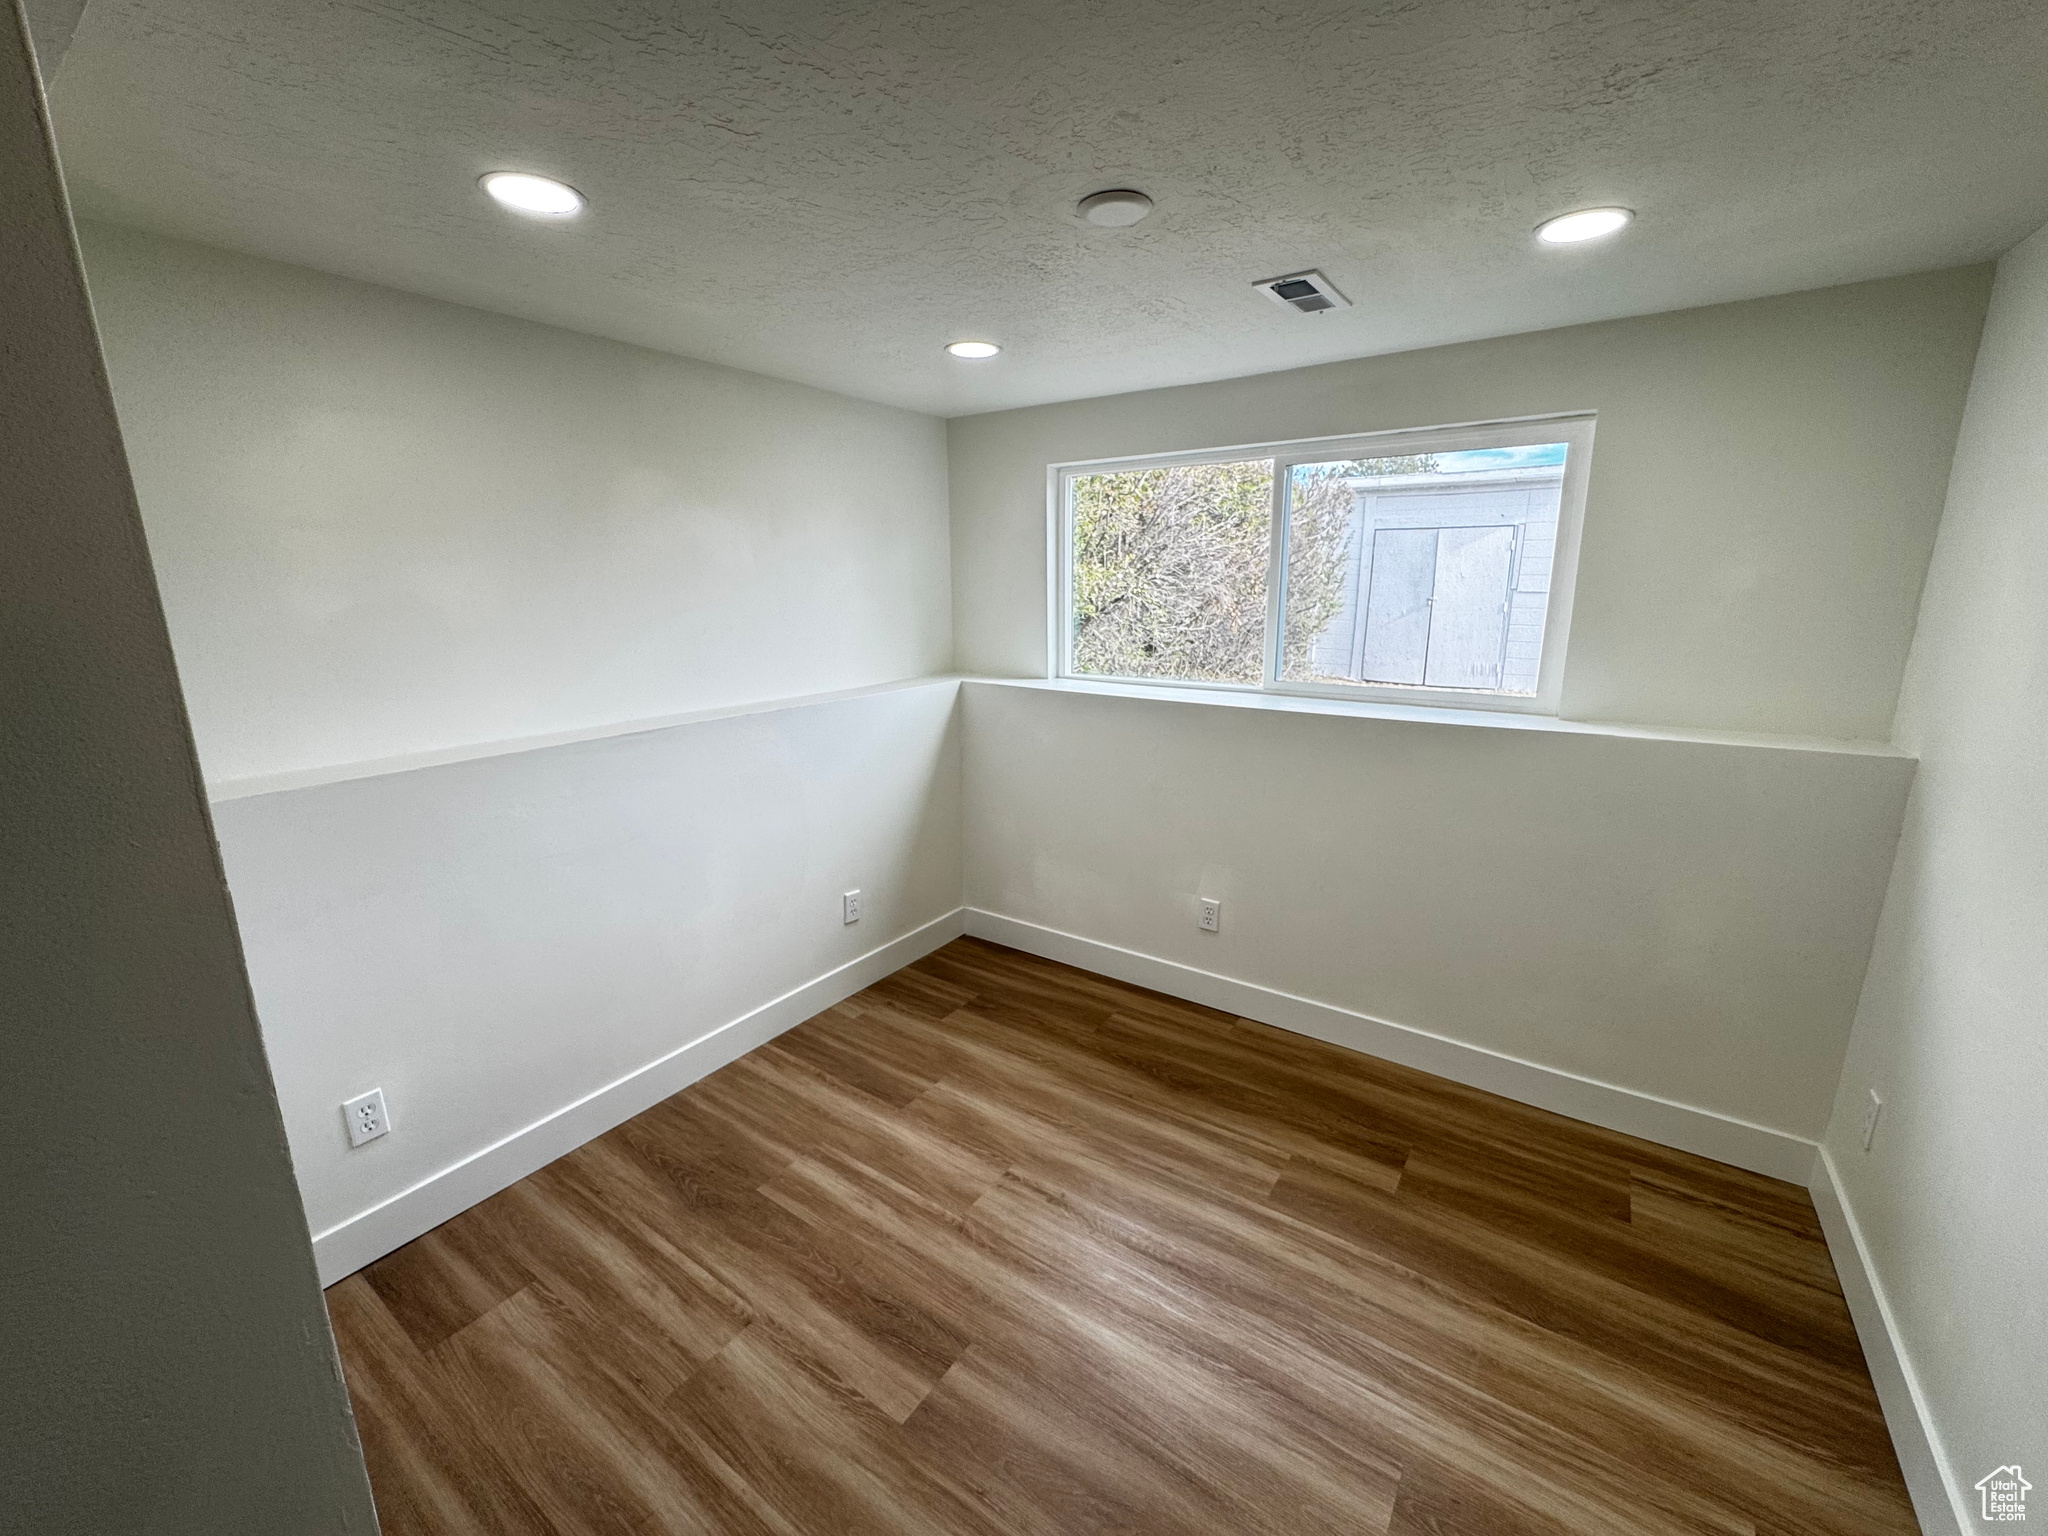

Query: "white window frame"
(1049, 412), (1596, 716)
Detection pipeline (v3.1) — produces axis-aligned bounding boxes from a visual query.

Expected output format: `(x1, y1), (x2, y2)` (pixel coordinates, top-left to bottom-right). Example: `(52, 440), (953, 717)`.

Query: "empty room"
(5, 1), (2043, 1532)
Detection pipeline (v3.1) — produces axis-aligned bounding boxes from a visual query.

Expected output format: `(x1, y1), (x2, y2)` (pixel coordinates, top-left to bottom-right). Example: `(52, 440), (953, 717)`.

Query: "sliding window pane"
(1280, 443), (1569, 696)
(1069, 459), (1273, 685)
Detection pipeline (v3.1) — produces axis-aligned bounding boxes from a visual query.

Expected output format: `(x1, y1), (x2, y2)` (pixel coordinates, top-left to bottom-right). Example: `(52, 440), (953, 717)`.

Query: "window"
(1056, 415), (1593, 713)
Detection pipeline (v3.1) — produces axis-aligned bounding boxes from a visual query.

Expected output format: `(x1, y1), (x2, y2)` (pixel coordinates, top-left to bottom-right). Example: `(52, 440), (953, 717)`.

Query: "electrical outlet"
(1860, 1088), (1883, 1152)
(842, 889), (862, 925)
(1198, 897), (1222, 933)
(343, 1088), (389, 1148)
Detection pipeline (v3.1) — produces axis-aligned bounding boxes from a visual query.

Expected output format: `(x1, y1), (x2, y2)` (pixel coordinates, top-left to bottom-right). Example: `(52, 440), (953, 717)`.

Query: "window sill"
(963, 675), (1911, 759)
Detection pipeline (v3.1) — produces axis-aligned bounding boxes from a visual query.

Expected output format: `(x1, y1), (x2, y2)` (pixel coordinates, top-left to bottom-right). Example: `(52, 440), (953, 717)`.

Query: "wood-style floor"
(327, 937), (1915, 1535)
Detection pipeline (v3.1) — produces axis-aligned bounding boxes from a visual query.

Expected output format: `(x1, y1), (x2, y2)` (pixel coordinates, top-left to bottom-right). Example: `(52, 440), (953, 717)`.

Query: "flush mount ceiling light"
(1535, 206), (1633, 245)
(1077, 188), (1154, 228)
(946, 340), (1001, 359)
(479, 171), (586, 217)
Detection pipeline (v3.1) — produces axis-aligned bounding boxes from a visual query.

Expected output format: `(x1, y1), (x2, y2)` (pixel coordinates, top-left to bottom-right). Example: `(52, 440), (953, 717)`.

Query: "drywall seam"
(1808, 1146), (1969, 1535)
(311, 907), (967, 1284)
(964, 909), (1818, 1182)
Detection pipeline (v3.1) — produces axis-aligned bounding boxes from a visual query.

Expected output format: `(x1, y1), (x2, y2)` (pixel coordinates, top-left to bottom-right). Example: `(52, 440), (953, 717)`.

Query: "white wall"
(964, 682), (1913, 1145)
(949, 268), (1991, 742)
(1821, 228), (2048, 1526)
(72, 226), (966, 1283)
(214, 680), (963, 1280)
(1, 15), (376, 1528)
(79, 222), (953, 786)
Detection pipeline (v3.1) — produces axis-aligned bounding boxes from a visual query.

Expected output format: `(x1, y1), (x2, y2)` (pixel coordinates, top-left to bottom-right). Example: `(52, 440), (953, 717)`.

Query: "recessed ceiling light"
(480, 171), (586, 217)
(1078, 189), (1154, 228)
(946, 340), (1001, 359)
(1535, 206), (1633, 245)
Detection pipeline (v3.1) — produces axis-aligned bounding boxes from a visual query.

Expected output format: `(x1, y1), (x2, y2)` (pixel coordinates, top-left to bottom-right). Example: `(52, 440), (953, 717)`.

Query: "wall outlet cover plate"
(344, 1087), (389, 1148)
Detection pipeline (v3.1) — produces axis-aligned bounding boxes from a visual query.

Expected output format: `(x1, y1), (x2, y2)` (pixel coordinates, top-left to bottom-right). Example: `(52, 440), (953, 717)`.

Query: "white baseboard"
(311, 908), (968, 1285)
(1807, 1146), (1965, 1535)
(962, 909), (1819, 1183)
(315, 904), (1816, 1276)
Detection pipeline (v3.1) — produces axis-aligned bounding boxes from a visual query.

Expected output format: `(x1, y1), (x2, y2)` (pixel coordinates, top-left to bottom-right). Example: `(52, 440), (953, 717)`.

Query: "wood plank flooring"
(327, 937), (1915, 1535)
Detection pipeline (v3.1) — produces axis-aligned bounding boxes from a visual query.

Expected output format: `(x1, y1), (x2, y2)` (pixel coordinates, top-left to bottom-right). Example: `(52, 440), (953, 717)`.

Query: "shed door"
(1357, 524), (1517, 690)
(1357, 527), (1437, 684)
(1421, 525), (1516, 690)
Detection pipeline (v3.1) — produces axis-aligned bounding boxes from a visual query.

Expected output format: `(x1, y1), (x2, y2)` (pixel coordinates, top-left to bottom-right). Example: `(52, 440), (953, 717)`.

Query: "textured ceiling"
(47, 0), (2048, 416)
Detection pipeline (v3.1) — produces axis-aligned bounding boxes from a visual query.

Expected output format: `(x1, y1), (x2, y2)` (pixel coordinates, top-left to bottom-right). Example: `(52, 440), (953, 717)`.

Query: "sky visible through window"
(1402, 442), (1569, 474)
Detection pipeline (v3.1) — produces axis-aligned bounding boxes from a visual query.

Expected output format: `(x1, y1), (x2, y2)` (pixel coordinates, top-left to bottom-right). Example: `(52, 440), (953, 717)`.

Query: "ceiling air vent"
(1255, 269), (1350, 315)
